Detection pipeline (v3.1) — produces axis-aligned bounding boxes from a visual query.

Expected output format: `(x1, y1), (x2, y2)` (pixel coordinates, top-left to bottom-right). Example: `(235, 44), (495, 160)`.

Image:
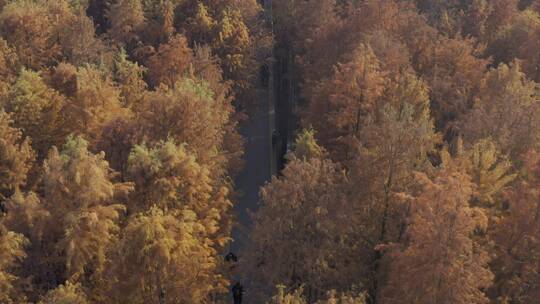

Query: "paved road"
(231, 87), (273, 253)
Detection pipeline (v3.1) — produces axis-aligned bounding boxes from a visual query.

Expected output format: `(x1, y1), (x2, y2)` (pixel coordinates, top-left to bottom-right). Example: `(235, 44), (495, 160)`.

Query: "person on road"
(232, 282), (244, 304)
(272, 130), (279, 148)
(260, 64), (269, 86)
(225, 252), (238, 263)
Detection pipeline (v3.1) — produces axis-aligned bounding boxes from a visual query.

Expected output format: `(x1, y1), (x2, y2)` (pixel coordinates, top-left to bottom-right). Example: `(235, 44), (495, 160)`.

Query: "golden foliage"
(38, 281), (88, 304)
(0, 225), (28, 304)
(128, 139), (232, 244)
(381, 169), (493, 304)
(71, 65), (131, 144)
(2, 0), (540, 302)
(245, 155), (353, 300)
(0, 110), (34, 198)
(5, 69), (67, 158)
(139, 77), (232, 168)
(464, 138), (516, 207)
(59, 10), (104, 66)
(3, 191), (49, 243)
(489, 150), (540, 302)
(0, 0), (69, 69)
(108, 206), (224, 303)
(306, 44), (386, 160)
(462, 61), (540, 159)
(113, 49), (147, 109)
(291, 128), (324, 161)
(33, 136), (133, 294)
(60, 204), (125, 283)
(107, 0), (145, 45)
(146, 35), (194, 88)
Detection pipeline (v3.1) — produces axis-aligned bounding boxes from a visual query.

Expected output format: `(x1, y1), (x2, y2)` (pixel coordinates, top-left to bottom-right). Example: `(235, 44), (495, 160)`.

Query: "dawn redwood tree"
(0, 0), (73, 69)
(2, 191), (49, 251)
(414, 35), (488, 130)
(244, 136), (355, 302)
(0, 224), (28, 304)
(38, 282), (88, 304)
(96, 117), (143, 180)
(3, 136), (133, 300)
(180, 2), (215, 44)
(5, 70), (67, 159)
(345, 73), (437, 299)
(146, 34), (194, 88)
(381, 168), (493, 304)
(189, 45), (245, 175)
(279, 0), (347, 90)
(0, 38), (18, 101)
(484, 0), (520, 37)
(43, 136), (131, 286)
(462, 138), (516, 209)
(175, 0), (269, 97)
(59, 9), (104, 67)
(139, 78), (232, 170)
(107, 0), (146, 47)
(71, 65), (131, 145)
(112, 49), (148, 110)
(463, 0), (493, 40)
(348, 71), (437, 245)
(0, 110), (34, 200)
(127, 139), (232, 245)
(211, 8), (253, 90)
(489, 150), (540, 303)
(487, 9), (540, 81)
(291, 128), (324, 161)
(46, 62), (78, 97)
(461, 61), (540, 160)
(107, 206), (224, 304)
(305, 44), (386, 161)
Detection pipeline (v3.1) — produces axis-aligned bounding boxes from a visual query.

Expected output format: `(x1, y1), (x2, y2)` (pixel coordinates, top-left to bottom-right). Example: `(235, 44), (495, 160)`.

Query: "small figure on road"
(260, 64), (269, 86)
(225, 252), (238, 263)
(232, 282), (244, 304)
(272, 130), (279, 147)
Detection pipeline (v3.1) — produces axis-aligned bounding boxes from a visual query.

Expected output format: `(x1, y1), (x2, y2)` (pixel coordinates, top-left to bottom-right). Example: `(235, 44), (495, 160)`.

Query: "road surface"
(231, 86), (273, 253)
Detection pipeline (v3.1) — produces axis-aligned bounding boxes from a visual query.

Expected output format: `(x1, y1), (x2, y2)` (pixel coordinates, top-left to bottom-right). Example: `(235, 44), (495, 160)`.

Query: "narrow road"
(231, 86), (273, 253)
(227, 3), (278, 301)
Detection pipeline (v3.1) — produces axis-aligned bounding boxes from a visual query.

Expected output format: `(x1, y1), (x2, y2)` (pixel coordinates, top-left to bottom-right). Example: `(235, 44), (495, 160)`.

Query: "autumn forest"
(0, 0), (539, 303)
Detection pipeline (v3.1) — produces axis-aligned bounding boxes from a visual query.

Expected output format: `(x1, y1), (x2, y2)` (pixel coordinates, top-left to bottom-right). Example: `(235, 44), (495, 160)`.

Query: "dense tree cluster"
(243, 0), (540, 303)
(1, 0), (540, 303)
(0, 0), (268, 302)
